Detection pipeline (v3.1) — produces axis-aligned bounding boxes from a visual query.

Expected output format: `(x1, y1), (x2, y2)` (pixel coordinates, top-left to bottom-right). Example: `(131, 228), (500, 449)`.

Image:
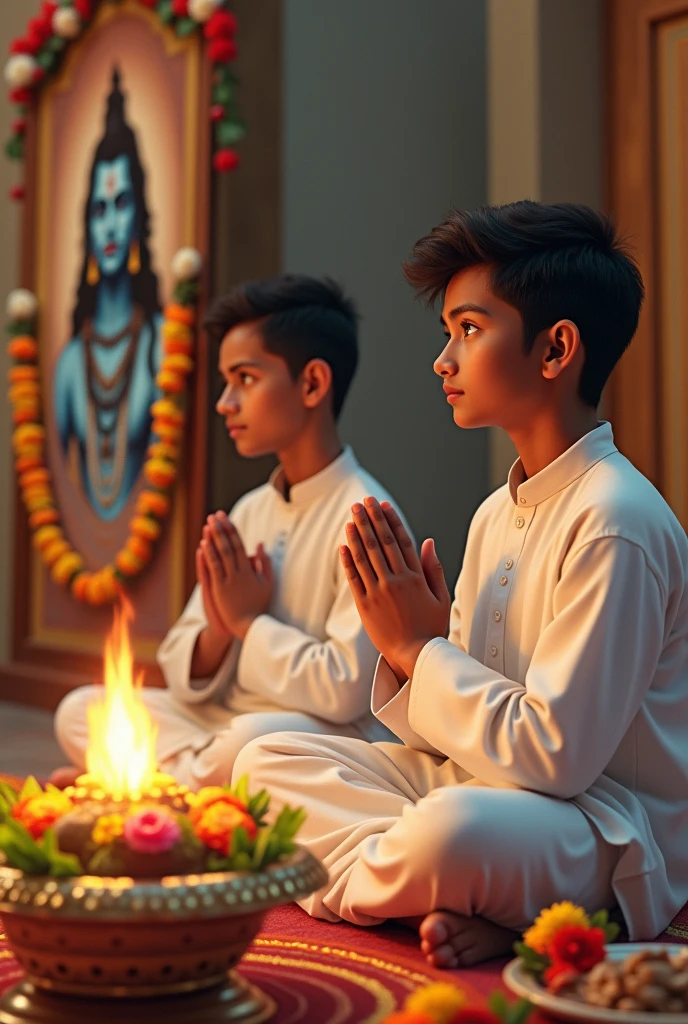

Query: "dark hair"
(402, 200), (644, 407)
(204, 274), (359, 417)
(73, 67), (161, 336)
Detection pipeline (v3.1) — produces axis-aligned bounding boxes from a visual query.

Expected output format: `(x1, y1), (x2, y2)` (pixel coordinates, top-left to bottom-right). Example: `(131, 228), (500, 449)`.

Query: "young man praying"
(53, 274), (406, 790)
(233, 203), (688, 969)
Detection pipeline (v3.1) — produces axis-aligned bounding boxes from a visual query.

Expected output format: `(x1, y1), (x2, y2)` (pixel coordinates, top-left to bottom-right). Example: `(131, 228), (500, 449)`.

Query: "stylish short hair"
(204, 274), (359, 417)
(402, 201), (644, 407)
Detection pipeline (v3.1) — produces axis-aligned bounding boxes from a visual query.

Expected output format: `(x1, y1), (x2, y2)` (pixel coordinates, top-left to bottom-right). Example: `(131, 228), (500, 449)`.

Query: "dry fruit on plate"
(572, 948), (688, 1013)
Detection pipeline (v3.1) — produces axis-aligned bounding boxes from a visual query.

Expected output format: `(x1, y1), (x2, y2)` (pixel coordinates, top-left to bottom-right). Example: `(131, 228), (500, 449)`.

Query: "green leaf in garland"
(173, 280), (199, 305)
(175, 17), (197, 38)
(157, 0), (174, 24)
(6, 319), (35, 338)
(37, 50), (56, 72)
(5, 136), (24, 161)
(49, 37), (66, 53)
(216, 120), (247, 147)
(212, 84), (235, 107)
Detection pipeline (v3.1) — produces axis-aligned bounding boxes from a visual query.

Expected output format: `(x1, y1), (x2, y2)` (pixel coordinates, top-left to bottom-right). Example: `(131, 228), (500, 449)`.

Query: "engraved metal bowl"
(0, 847), (327, 1023)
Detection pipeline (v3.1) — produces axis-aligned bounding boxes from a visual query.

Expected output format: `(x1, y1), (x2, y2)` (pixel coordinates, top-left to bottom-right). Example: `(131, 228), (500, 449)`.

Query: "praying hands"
(197, 511), (274, 642)
(340, 497), (451, 683)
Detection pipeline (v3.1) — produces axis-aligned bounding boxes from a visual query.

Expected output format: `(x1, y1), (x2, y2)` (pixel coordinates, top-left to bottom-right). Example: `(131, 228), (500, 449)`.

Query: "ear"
(541, 319), (582, 381)
(301, 358), (333, 411)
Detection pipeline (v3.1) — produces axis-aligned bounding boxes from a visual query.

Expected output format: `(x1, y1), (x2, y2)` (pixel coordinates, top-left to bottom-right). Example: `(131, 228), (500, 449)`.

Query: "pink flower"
(124, 808), (181, 854)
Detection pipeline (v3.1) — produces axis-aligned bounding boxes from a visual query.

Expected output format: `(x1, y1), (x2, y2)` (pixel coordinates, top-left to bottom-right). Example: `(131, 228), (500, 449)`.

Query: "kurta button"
(499, 575), (508, 586)
(490, 645), (498, 657)
(493, 610), (501, 621)
(519, 497), (526, 504)
(504, 558), (513, 570)
(515, 517), (525, 528)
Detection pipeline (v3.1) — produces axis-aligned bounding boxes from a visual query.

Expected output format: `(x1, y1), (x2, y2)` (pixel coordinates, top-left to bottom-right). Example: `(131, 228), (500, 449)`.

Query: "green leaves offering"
(0, 777), (80, 878)
(589, 908), (620, 943)
(512, 941), (550, 974)
(488, 991), (533, 1024)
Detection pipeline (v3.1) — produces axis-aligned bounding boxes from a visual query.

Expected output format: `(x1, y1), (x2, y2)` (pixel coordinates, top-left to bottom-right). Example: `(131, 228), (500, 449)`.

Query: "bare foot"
(48, 766), (80, 789)
(419, 911), (518, 968)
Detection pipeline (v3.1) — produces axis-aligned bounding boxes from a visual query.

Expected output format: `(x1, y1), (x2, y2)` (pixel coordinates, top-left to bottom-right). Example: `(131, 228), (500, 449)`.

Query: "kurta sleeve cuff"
(157, 620), (238, 705)
(372, 651), (444, 755)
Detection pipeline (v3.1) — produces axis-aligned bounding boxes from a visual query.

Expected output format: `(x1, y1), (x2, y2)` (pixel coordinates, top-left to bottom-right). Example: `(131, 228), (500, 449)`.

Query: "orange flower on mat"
(547, 924), (606, 974)
(405, 983), (466, 1023)
(383, 1013), (435, 1024)
(194, 801), (257, 856)
(12, 791), (72, 839)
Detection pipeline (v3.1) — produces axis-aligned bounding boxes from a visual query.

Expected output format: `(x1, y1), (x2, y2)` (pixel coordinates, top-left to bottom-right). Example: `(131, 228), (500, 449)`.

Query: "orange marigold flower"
(151, 398), (184, 424)
(12, 791), (73, 839)
(156, 369), (185, 394)
(161, 353), (194, 375)
(146, 441), (179, 463)
(522, 902), (590, 956)
(115, 548), (144, 576)
(405, 984), (466, 1024)
(187, 786), (249, 825)
(85, 570), (116, 605)
(9, 380), (40, 403)
(71, 572), (92, 602)
(12, 423), (45, 447)
(19, 467), (50, 489)
(29, 507), (60, 530)
(15, 449), (43, 473)
(161, 320), (193, 342)
(8, 336), (38, 361)
(164, 303), (195, 326)
(126, 534), (152, 563)
(136, 489), (171, 518)
(42, 537), (72, 566)
(8, 365), (39, 383)
(52, 551), (84, 586)
(152, 420), (183, 443)
(194, 800), (257, 856)
(382, 1014), (435, 1024)
(163, 336), (194, 357)
(129, 515), (161, 542)
(22, 484), (52, 505)
(13, 405), (39, 425)
(25, 494), (55, 513)
(144, 458), (177, 489)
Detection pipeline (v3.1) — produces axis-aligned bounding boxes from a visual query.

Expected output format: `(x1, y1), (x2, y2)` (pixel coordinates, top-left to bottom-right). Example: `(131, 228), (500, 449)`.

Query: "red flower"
(40, 1), (59, 24)
(9, 39), (38, 56)
(204, 10), (238, 39)
(208, 38), (237, 64)
(73, 0), (92, 19)
(12, 119), (27, 134)
(210, 104), (225, 122)
(172, 0), (188, 15)
(10, 185), (25, 202)
(548, 925), (606, 973)
(213, 148), (240, 173)
(32, 67), (46, 86)
(10, 88), (33, 105)
(27, 16), (51, 48)
(544, 962), (582, 993)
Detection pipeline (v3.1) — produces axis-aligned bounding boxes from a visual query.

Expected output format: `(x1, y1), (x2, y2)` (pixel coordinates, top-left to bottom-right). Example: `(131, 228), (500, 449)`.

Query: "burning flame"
(85, 592), (158, 800)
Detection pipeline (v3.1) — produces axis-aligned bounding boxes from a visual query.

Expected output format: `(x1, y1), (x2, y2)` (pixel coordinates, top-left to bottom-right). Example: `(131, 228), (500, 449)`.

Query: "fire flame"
(85, 592), (158, 800)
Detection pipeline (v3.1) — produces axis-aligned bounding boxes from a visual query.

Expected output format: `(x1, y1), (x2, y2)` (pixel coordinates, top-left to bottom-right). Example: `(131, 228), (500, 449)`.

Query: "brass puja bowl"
(0, 847), (328, 1023)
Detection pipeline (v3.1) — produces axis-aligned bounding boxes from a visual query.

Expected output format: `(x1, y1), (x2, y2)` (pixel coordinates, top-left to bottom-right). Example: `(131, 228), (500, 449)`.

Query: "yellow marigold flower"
(92, 813), (125, 846)
(405, 983), (466, 1023)
(51, 551), (84, 586)
(162, 320), (193, 342)
(161, 352), (194, 375)
(522, 901), (591, 955)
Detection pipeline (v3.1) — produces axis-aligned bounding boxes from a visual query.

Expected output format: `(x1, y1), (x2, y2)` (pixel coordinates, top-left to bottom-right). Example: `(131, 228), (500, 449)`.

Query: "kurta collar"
(269, 446), (358, 508)
(507, 421), (617, 507)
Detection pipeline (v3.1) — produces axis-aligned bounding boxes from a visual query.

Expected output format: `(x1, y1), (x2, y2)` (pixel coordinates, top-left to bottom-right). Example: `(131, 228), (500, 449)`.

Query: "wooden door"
(607, 0), (688, 528)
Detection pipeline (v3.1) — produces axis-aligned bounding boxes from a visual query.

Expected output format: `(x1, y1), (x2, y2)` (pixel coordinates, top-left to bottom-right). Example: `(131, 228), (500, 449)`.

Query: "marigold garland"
(4, 0), (245, 202)
(5, 250), (202, 606)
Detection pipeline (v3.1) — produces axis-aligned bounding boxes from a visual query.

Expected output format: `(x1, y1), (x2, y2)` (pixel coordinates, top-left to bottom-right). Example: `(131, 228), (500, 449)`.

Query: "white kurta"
(235, 423), (688, 938)
(55, 447), (401, 786)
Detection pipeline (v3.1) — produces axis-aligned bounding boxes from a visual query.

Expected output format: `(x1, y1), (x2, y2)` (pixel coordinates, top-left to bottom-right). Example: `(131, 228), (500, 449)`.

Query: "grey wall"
(282, 0), (490, 581)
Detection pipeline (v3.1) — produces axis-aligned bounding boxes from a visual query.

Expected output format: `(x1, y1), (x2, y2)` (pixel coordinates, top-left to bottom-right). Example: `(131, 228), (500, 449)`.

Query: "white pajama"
(235, 424), (688, 938)
(54, 448), (405, 788)
(234, 732), (617, 930)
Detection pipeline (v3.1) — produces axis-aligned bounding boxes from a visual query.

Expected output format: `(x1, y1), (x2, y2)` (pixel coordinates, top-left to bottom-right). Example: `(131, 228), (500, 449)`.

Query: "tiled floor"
(0, 700), (64, 778)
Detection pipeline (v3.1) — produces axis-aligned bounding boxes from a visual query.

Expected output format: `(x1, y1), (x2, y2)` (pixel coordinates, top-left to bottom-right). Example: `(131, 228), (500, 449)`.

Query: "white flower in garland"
(6, 289), (38, 322)
(4, 55), (38, 89)
(188, 0), (222, 23)
(171, 248), (203, 281)
(52, 7), (82, 40)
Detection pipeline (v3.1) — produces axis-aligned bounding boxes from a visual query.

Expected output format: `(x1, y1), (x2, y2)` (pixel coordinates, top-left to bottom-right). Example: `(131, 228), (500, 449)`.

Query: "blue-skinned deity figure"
(54, 68), (162, 521)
